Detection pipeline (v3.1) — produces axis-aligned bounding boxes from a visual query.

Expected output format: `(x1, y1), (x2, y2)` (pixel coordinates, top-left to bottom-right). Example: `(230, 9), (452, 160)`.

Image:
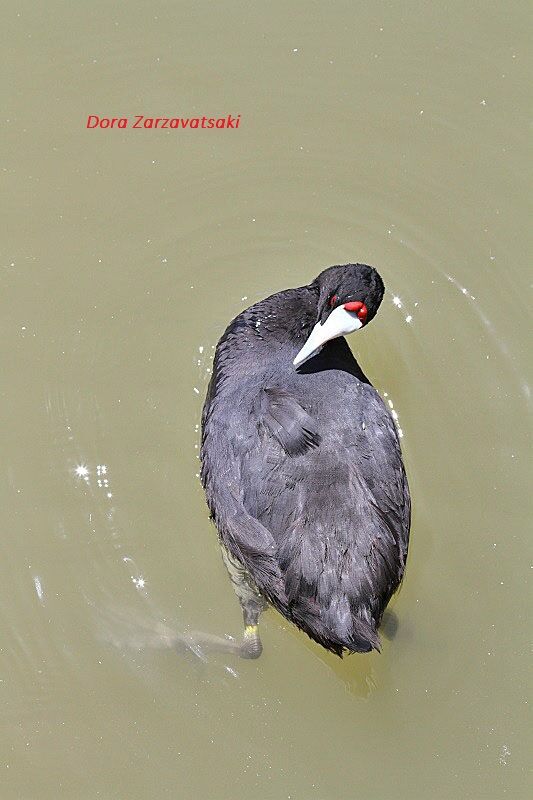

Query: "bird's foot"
(380, 610), (399, 641)
(239, 624), (263, 659)
(174, 627), (263, 660)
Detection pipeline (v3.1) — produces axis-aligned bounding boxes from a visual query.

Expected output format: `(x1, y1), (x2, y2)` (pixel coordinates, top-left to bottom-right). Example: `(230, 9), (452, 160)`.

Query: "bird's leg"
(221, 544), (268, 660)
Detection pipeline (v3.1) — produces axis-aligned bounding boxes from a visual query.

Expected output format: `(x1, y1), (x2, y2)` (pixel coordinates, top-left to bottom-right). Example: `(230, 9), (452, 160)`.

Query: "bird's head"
(293, 263), (385, 368)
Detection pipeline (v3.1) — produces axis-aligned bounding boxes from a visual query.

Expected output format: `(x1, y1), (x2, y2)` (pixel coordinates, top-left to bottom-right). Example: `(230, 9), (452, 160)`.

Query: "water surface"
(2, 2), (531, 798)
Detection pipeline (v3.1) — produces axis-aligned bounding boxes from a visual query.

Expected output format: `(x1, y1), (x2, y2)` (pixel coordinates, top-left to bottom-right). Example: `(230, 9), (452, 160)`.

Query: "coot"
(200, 264), (410, 658)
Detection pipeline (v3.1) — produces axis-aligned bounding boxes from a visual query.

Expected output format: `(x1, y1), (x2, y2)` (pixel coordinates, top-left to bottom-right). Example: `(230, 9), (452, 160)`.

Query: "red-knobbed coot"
(200, 264), (410, 658)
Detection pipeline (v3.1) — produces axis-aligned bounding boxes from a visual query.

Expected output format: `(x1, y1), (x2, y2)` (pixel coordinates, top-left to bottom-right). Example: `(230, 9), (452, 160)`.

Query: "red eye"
(344, 301), (368, 323)
(329, 294), (338, 307)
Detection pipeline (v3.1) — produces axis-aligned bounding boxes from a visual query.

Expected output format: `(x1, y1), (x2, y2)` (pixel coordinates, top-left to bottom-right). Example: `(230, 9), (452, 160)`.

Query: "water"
(2, 2), (531, 798)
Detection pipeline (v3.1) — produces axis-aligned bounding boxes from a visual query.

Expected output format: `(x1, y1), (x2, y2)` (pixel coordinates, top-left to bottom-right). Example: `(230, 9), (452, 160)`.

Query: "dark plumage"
(200, 264), (410, 657)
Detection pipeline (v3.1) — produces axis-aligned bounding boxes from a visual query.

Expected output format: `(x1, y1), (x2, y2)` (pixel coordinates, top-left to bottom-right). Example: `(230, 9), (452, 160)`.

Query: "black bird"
(200, 264), (410, 658)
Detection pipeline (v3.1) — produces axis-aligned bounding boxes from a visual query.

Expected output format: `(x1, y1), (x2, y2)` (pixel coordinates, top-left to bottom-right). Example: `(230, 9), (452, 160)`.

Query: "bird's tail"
(290, 596), (381, 657)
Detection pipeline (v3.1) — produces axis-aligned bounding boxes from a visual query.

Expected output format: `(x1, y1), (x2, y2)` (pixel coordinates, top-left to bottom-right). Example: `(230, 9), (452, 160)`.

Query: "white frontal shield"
(293, 305), (363, 368)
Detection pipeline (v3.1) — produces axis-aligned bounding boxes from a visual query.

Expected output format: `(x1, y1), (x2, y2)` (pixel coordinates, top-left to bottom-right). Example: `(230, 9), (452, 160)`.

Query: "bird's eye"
(329, 294), (338, 307)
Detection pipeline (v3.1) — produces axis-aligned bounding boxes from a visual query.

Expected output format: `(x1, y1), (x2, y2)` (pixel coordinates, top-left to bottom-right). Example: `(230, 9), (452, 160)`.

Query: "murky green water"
(2, 2), (531, 798)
